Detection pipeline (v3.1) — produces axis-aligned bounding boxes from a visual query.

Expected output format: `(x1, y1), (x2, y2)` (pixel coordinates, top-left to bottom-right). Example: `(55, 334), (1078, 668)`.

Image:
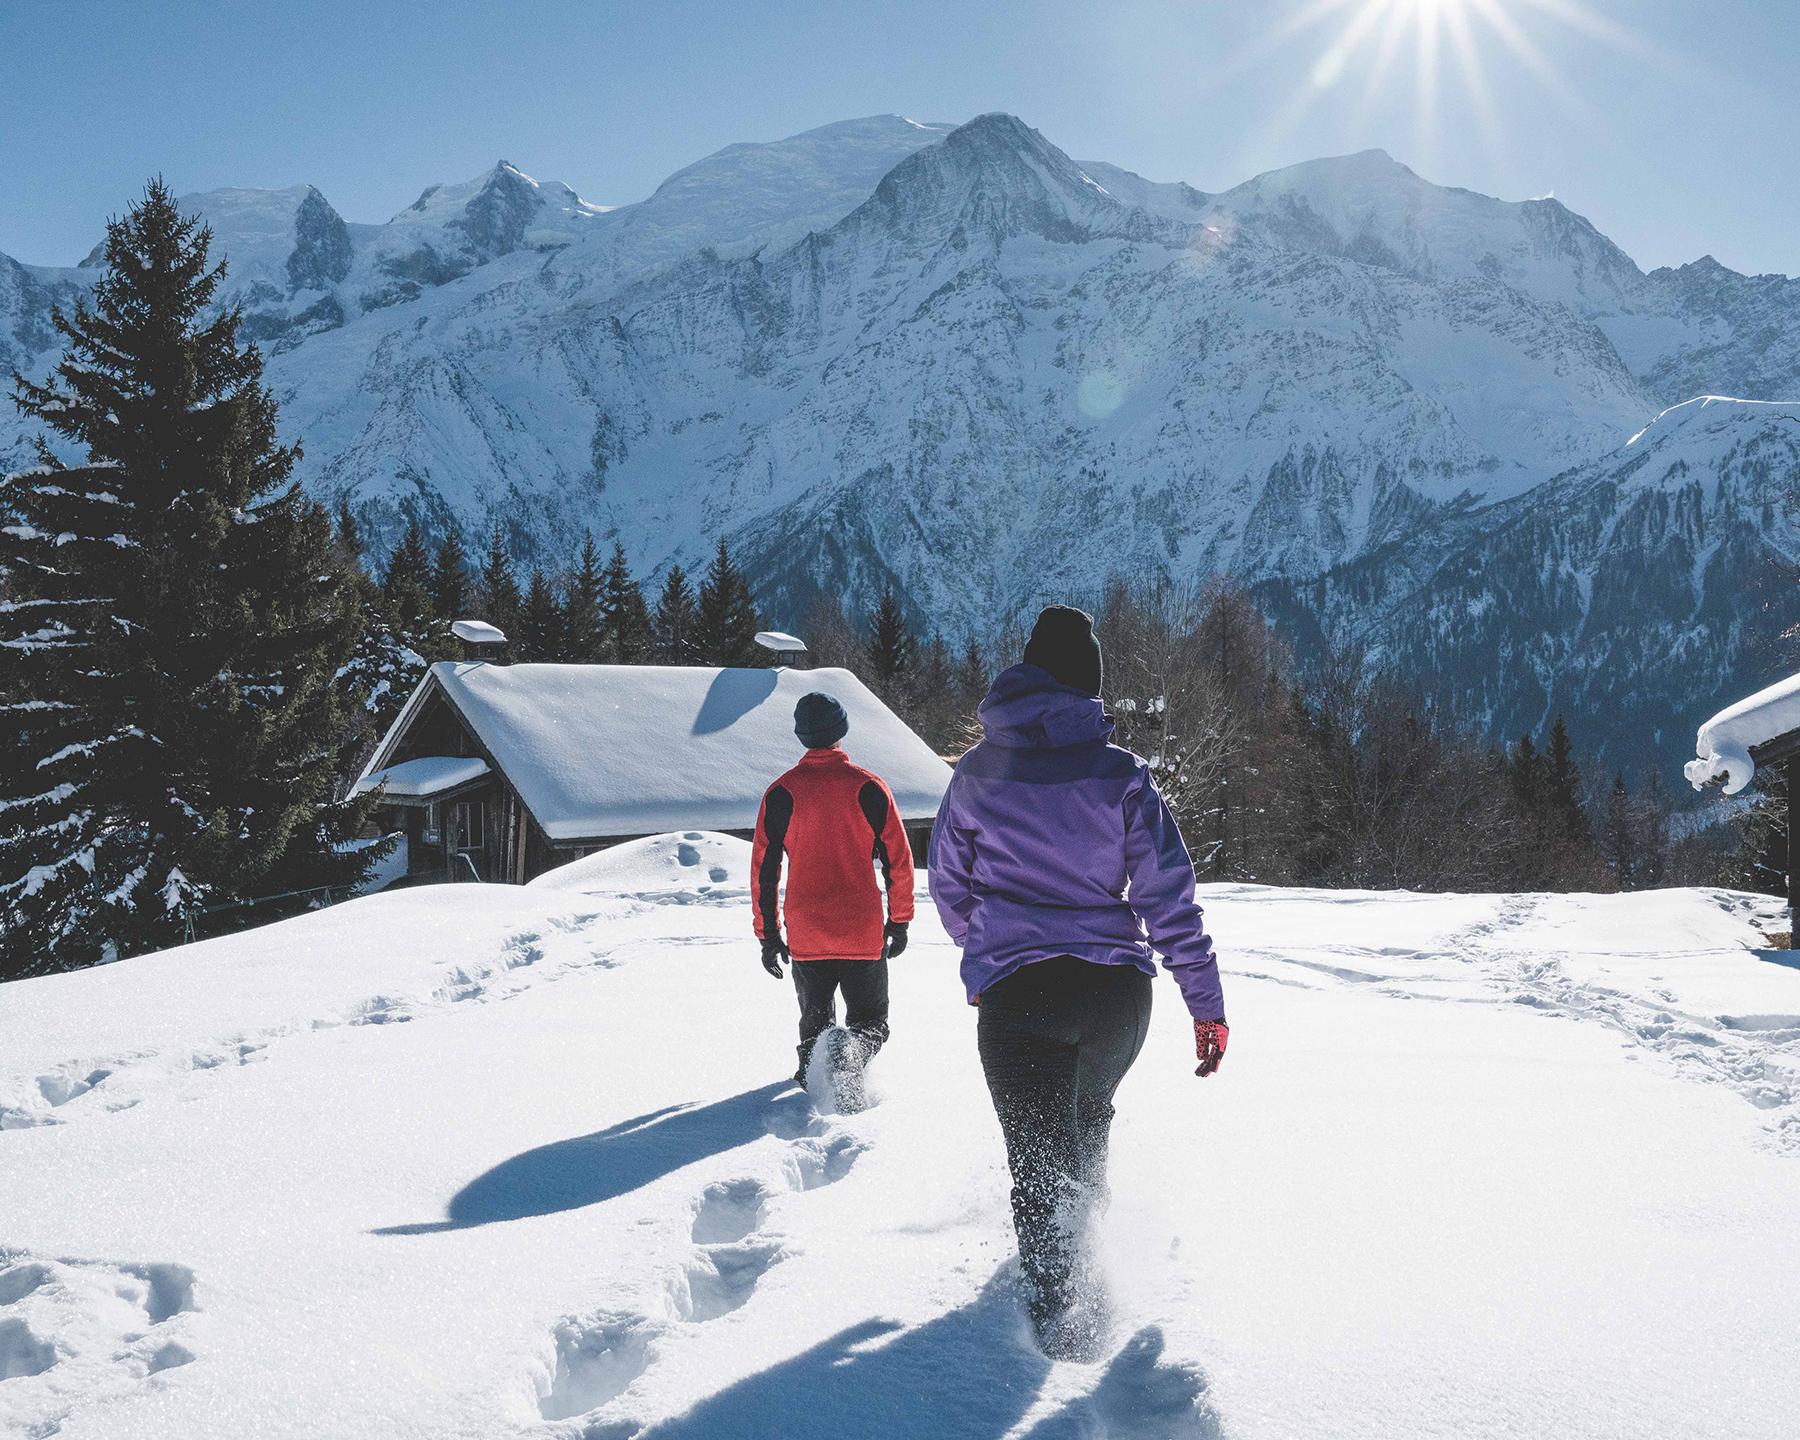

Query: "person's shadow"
(374, 1082), (802, 1235)
(622, 1271), (1220, 1440)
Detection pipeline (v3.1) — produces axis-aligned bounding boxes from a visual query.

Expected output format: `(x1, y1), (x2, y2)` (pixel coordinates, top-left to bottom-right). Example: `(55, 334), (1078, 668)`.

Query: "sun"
(1231, 0), (1646, 181)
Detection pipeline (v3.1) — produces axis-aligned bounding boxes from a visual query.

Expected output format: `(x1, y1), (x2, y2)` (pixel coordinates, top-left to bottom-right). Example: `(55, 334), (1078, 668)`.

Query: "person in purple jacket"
(928, 604), (1227, 1359)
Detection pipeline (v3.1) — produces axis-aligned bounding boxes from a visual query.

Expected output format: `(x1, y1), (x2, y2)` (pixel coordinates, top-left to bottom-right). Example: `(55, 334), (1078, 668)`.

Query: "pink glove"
(1194, 1019), (1228, 1078)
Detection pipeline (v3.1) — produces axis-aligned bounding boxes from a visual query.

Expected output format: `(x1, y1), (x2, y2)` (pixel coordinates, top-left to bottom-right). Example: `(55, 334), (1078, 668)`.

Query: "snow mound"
(529, 831), (751, 899)
(1688, 667), (1800, 793)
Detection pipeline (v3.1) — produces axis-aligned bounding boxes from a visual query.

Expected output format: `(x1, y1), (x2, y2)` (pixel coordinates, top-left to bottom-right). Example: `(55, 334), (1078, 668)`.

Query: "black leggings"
(977, 956), (1152, 1310)
(792, 958), (890, 1076)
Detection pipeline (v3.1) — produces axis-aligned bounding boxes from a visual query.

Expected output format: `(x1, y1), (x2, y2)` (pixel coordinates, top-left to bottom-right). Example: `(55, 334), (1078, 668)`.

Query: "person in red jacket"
(753, 691), (916, 1085)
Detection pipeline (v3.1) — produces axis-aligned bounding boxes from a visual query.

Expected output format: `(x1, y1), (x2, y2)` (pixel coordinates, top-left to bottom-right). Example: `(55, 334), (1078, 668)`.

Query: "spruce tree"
(692, 539), (761, 666)
(564, 533), (606, 662)
(517, 569), (565, 661)
(477, 522), (520, 637)
(868, 587), (914, 700)
(1604, 770), (1636, 889)
(429, 531), (470, 619)
(333, 502), (427, 757)
(600, 542), (652, 663)
(1545, 714), (1589, 844)
(382, 519), (433, 630)
(956, 638), (988, 716)
(909, 633), (956, 748)
(652, 563), (698, 664)
(2, 179), (374, 975)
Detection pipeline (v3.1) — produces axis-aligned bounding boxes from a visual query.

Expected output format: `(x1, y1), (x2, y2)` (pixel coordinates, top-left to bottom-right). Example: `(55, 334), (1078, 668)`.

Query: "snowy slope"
(5, 836), (1800, 1438)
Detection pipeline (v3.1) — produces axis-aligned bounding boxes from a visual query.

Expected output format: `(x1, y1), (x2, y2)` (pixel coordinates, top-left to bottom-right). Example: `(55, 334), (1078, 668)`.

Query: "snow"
(387, 162), (608, 230)
(1687, 668), (1800, 794)
(752, 631), (806, 654)
(451, 619), (508, 645)
(1625, 392), (1800, 448)
(3, 871), (1800, 1437)
(365, 662), (950, 842)
(353, 754), (490, 798)
(528, 830), (750, 900)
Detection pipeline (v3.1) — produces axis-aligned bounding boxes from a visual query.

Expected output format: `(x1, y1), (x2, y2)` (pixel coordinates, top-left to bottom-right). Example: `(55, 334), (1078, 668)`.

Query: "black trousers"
(977, 956), (1153, 1312)
(792, 958), (890, 1076)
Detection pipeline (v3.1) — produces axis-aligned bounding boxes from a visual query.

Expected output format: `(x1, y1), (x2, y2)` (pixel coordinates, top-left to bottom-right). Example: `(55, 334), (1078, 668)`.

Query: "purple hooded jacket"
(928, 664), (1225, 1020)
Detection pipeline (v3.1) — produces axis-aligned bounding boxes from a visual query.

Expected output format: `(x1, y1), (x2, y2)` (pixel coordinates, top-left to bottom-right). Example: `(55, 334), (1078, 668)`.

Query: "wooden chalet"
(350, 660), (952, 886)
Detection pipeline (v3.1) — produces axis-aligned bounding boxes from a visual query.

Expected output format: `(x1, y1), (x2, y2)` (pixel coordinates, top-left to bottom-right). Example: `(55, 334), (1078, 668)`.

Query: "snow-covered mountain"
(1263, 396), (1800, 755)
(4, 113), (1796, 771)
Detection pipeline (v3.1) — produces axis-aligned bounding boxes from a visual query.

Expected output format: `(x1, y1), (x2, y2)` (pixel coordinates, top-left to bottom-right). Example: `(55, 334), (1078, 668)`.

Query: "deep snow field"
(5, 831), (1800, 1439)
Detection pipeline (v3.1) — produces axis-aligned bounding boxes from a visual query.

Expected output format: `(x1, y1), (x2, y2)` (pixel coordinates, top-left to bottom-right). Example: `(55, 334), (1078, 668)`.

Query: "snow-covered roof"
(1686, 671), (1800, 794)
(354, 755), (490, 798)
(362, 662), (950, 842)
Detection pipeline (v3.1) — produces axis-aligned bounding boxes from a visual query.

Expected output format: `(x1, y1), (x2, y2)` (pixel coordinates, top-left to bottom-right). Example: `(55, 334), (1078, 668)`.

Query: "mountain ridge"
(3, 113), (1796, 773)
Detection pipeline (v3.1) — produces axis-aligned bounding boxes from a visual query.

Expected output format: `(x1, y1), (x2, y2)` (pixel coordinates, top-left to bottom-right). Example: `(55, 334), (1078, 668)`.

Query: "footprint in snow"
(0, 1251), (199, 1432)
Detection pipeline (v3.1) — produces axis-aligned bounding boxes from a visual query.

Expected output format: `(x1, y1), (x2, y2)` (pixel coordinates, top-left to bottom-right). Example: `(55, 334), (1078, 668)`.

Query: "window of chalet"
(452, 800), (485, 851)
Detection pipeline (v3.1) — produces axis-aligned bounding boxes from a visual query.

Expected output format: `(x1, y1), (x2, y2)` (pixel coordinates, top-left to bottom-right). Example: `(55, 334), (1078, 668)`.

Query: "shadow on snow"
(619, 1272), (1219, 1440)
(374, 1082), (800, 1235)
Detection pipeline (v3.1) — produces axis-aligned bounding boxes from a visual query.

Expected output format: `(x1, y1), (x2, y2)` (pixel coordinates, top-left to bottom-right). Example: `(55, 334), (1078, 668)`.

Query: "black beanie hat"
(1023, 605), (1103, 696)
(794, 691), (849, 749)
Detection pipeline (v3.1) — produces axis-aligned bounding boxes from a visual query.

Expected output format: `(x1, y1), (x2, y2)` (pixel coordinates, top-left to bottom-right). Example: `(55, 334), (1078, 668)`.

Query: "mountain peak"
(835, 111), (1153, 253)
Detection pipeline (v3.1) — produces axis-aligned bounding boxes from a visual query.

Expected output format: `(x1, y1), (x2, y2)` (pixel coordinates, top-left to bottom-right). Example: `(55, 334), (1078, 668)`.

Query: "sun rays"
(1229, 0), (1652, 184)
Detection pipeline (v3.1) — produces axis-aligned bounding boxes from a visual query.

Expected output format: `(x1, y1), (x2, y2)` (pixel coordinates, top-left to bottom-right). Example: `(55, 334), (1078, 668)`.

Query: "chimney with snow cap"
(452, 618), (508, 663)
(755, 630), (807, 667)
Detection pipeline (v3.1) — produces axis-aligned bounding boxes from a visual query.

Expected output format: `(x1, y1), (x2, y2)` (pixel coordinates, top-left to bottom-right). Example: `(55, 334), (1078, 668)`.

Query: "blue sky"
(2, 0), (1795, 275)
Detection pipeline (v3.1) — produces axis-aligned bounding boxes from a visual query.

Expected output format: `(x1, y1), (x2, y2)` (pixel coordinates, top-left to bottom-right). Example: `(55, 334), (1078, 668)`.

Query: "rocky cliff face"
(4, 114), (1796, 771)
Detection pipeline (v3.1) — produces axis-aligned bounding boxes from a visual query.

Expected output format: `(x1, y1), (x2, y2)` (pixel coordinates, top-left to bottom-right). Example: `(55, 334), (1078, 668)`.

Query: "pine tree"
(909, 633), (956, 749)
(1604, 770), (1636, 889)
(477, 522), (520, 638)
(564, 533), (606, 662)
(1, 179), (374, 975)
(381, 519), (433, 630)
(652, 563), (699, 664)
(956, 639), (988, 716)
(1509, 734), (1541, 807)
(600, 542), (652, 663)
(1545, 714), (1589, 844)
(333, 502), (427, 759)
(1635, 769), (1671, 888)
(692, 539), (761, 666)
(867, 587), (914, 700)
(429, 531), (470, 620)
(516, 569), (565, 661)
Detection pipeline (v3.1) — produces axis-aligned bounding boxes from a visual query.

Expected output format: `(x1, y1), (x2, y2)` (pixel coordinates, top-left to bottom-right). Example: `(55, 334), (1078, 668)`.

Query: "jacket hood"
(977, 663), (1115, 748)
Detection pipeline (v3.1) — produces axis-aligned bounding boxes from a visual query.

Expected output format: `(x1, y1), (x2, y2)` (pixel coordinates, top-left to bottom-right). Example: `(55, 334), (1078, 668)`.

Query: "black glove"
(883, 921), (909, 959)
(761, 934), (790, 978)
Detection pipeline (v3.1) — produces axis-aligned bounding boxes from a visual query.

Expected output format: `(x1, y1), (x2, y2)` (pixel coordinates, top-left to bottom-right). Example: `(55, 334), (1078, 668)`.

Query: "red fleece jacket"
(751, 747), (916, 962)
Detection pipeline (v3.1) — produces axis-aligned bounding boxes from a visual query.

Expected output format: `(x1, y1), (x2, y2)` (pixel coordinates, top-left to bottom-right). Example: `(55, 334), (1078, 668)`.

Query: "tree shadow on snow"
(625, 1271), (1220, 1440)
(374, 1082), (800, 1235)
